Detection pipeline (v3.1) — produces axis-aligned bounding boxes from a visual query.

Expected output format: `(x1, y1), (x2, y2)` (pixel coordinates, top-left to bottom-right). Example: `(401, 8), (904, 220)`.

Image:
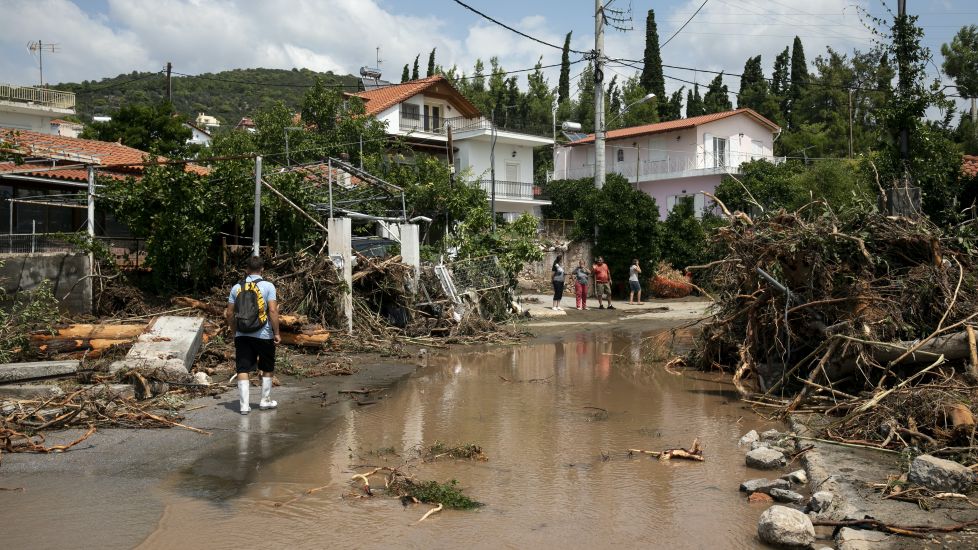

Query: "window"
(400, 103), (420, 120)
(751, 140), (764, 160)
(666, 193), (706, 218)
(713, 136), (727, 167)
(616, 149), (624, 162)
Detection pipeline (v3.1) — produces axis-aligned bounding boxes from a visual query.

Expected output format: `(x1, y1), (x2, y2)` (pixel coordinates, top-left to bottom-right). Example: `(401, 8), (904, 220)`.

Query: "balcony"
(399, 114), (474, 135)
(554, 152), (786, 182)
(478, 179), (549, 201)
(0, 84), (76, 111)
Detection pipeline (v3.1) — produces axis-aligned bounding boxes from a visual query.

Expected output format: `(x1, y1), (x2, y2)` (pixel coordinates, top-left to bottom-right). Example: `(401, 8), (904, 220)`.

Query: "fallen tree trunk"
(31, 324), (146, 341)
(279, 330), (330, 347)
(35, 338), (135, 355)
(172, 297), (308, 328)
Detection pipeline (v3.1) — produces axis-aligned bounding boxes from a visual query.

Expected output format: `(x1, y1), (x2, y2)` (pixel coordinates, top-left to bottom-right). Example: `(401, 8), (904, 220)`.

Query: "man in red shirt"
(592, 256), (615, 310)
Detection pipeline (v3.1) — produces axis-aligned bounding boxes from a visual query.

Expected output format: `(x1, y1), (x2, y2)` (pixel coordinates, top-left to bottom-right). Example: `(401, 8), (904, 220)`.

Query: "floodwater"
(136, 328), (782, 549)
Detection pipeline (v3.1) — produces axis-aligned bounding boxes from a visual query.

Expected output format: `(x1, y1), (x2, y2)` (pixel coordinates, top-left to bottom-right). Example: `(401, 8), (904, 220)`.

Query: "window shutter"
(728, 135), (740, 167)
(703, 133), (714, 168)
(694, 192), (705, 218)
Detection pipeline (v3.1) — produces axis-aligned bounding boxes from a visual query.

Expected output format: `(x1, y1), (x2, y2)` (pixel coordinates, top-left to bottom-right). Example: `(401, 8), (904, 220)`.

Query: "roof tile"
(568, 108), (780, 145)
(964, 155), (978, 179)
(349, 75), (481, 118)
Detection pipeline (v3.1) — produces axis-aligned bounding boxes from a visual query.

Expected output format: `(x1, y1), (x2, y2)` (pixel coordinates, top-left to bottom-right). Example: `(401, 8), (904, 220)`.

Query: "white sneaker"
(552, 307), (559, 311)
(259, 377), (278, 410)
(237, 379), (251, 415)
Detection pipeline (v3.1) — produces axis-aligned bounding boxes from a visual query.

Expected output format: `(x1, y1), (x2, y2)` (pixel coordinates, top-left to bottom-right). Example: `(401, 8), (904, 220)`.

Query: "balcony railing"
(479, 179), (549, 201)
(0, 84), (76, 110)
(554, 152), (786, 181)
(398, 114), (550, 138)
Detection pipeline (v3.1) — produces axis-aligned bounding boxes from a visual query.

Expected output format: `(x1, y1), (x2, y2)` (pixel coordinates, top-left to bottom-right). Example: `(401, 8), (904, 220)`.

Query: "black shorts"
(235, 336), (276, 374)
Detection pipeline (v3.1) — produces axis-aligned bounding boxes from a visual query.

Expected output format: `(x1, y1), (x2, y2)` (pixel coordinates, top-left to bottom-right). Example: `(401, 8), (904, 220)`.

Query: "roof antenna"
(27, 40), (59, 87)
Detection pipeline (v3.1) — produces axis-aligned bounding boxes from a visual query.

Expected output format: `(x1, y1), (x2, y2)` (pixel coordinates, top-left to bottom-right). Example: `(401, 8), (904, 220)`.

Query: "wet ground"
(2, 325), (782, 549)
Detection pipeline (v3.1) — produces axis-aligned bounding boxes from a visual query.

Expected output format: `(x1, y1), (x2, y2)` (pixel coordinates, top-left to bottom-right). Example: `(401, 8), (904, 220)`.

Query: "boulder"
(761, 429), (784, 441)
(193, 371), (211, 386)
(769, 488), (805, 504)
(739, 429), (760, 446)
(746, 447), (787, 470)
(838, 527), (893, 550)
(807, 491), (834, 513)
(740, 478), (791, 494)
(757, 505), (815, 548)
(782, 469), (808, 485)
(748, 492), (774, 503)
(908, 454), (977, 493)
(751, 440), (771, 450)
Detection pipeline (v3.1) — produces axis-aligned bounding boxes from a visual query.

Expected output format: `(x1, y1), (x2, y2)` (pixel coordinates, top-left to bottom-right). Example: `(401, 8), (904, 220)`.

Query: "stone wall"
(0, 252), (91, 314)
(519, 240), (593, 292)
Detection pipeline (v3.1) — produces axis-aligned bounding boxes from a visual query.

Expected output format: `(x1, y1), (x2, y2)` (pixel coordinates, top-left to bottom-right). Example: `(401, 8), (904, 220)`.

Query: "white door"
(505, 162), (521, 197)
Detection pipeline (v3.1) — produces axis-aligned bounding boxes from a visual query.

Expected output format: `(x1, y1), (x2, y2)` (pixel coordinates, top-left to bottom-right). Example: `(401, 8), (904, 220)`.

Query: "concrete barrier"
(0, 252), (92, 314)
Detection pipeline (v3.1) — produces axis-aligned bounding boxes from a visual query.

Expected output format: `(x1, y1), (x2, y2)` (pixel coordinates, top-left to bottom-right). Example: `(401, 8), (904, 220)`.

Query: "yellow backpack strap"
(245, 280), (268, 324)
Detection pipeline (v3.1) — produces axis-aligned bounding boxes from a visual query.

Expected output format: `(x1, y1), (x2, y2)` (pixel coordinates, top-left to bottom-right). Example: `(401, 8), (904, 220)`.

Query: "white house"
(553, 108), (782, 219)
(0, 83), (76, 134)
(195, 112), (221, 132)
(348, 75), (553, 219)
(184, 122), (212, 146)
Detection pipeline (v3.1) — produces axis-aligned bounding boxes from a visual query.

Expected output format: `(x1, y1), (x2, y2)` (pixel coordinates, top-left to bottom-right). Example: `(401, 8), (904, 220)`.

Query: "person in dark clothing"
(552, 255), (566, 311)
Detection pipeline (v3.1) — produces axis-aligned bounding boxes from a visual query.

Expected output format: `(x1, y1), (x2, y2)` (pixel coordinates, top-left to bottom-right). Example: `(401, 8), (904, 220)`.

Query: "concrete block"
(109, 316), (204, 375)
(0, 384), (65, 399)
(0, 360), (79, 383)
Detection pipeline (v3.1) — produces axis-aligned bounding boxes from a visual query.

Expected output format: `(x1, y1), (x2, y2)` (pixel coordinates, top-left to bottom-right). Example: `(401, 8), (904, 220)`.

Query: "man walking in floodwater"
(592, 256), (615, 310)
(225, 256), (281, 414)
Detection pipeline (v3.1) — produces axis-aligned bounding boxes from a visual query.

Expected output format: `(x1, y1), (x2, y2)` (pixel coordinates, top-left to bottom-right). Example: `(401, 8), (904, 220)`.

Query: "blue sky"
(1, 0), (975, 115)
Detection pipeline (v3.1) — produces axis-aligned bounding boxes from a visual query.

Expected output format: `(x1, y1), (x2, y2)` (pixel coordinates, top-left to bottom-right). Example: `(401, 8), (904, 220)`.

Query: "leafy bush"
(0, 274), (60, 363)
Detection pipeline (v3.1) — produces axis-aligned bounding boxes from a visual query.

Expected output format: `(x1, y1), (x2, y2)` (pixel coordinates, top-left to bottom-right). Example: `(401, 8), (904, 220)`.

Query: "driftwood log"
(629, 439), (704, 461)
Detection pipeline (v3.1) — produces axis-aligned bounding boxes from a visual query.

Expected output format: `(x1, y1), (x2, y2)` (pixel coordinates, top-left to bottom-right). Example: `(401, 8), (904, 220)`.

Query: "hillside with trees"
(53, 68), (359, 126)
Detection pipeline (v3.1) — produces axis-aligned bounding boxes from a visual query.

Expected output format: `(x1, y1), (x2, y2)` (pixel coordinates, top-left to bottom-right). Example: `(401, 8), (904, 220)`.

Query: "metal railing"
(0, 233), (145, 267)
(397, 114), (551, 139)
(0, 84), (76, 110)
(554, 152), (786, 181)
(479, 179), (548, 201)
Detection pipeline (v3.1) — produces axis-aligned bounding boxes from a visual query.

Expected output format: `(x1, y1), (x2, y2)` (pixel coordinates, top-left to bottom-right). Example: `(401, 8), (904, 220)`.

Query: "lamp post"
(283, 126), (303, 166)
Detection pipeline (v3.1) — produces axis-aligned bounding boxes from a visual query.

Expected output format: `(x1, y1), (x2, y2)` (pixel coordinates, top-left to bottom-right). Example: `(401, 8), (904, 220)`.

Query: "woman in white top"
(628, 258), (643, 305)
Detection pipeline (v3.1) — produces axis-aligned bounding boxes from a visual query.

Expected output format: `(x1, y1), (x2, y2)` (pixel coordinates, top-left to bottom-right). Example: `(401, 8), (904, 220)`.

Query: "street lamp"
(593, 92), (654, 190)
(284, 126), (303, 166)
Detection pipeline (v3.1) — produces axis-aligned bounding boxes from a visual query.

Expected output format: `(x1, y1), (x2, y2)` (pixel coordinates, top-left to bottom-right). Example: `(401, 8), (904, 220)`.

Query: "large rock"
(747, 447), (787, 469)
(757, 505), (815, 548)
(0, 384), (64, 399)
(908, 454), (977, 493)
(769, 487), (805, 504)
(761, 429), (785, 441)
(838, 527), (893, 550)
(740, 478), (791, 494)
(782, 469), (808, 485)
(0, 360), (79, 383)
(739, 429), (760, 446)
(807, 491), (834, 514)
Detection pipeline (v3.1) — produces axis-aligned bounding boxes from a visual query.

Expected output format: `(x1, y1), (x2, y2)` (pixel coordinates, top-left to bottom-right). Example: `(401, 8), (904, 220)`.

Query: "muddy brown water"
(143, 328), (781, 549)
(6, 327), (784, 549)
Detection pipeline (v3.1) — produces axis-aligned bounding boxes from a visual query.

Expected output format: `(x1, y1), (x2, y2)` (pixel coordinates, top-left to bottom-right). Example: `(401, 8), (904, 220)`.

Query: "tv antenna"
(28, 40), (59, 87)
(376, 46), (383, 71)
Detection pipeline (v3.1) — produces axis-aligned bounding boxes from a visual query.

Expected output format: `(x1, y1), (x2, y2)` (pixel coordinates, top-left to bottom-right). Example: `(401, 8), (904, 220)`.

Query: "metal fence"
(0, 233), (146, 267)
(448, 255), (508, 292)
(0, 83), (76, 110)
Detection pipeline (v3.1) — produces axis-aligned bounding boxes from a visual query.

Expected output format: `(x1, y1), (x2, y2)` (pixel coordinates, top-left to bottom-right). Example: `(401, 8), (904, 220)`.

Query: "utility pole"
(848, 88), (854, 159)
(593, 0), (606, 190)
(86, 166), (96, 239)
(447, 125), (455, 241)
(896, 0), (910, 170)
(253, 156), (262, 257)
(490, 108), (497, 230)
(166, 62), (172, 102)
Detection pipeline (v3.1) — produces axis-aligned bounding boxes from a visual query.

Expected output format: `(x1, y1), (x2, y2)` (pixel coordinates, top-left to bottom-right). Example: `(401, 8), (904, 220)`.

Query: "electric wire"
(451, 0), (589, 55)
(661, 0), (710, 48)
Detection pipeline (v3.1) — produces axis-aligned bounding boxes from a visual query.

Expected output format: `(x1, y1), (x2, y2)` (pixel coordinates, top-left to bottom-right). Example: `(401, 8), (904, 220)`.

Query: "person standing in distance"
(592, 256), (615, 310)
(225, 256), (281, 415)
(628, 258), (644, 305)
(552, 255), (566, 311)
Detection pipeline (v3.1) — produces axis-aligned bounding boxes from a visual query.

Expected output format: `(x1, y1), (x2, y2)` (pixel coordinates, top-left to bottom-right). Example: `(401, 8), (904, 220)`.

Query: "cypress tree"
(703, 73), (732, 114)
(558, 31), (572, 104)
(662, 87), (684, 121)
(401, 64), (410, 83)
(789, 36), (808, 127)
(772, 46), (790, 122)
(737, 56), (767, 109)
(427, 48), (436, 77)
(686, 83), (705, 117)
(412, 55), (420, 80)
(640, 10), (667, 113)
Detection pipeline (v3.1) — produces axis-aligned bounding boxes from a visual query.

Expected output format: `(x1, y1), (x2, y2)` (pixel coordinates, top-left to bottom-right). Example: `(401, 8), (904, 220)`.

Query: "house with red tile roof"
(0, 128), (206, 238)
(553, 108), (783, 219)
(348, 75), (554, 220)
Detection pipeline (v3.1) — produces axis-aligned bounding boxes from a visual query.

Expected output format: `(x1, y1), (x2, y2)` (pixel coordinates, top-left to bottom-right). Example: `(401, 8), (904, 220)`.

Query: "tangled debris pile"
(688, 204), (978, 464)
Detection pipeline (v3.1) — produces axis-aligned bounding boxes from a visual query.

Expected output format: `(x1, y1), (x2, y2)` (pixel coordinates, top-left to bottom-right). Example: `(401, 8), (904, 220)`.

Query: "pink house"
(553, 108), (782, 219)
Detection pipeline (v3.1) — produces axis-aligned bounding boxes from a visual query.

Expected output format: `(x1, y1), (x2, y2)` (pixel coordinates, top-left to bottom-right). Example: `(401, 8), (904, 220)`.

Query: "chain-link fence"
(447, 255), (508, 293)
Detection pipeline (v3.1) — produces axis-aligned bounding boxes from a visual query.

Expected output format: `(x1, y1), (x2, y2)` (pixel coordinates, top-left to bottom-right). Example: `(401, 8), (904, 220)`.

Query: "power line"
(661, 0), (710, 48)
(451, 0), (589, 55)
(73, 71), (164, 94)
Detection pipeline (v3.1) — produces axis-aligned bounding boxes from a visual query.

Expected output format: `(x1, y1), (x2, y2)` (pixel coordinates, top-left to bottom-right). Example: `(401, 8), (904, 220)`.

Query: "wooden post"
(966, 325), (978, 379)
